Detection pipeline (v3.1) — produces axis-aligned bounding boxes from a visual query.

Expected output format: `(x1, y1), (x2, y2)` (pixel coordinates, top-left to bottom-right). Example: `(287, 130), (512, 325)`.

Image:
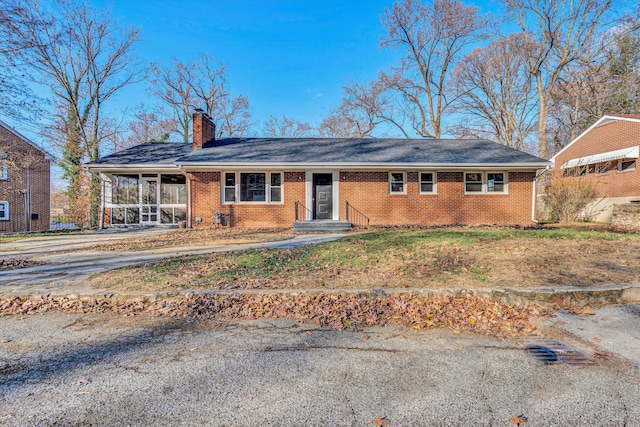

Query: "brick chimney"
(192, 109), (216, 151)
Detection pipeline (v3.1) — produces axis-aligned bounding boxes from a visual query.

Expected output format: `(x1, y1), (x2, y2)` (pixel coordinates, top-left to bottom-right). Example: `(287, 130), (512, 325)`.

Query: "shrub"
(543, 176), (599, 222)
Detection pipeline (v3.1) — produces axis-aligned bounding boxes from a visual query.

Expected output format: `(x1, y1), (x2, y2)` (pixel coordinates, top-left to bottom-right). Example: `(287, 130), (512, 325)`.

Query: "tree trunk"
(536, 73), (549, 159)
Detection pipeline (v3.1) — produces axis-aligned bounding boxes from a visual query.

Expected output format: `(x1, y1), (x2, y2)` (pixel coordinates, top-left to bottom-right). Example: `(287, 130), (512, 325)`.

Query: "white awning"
(561, 146), (639, 169)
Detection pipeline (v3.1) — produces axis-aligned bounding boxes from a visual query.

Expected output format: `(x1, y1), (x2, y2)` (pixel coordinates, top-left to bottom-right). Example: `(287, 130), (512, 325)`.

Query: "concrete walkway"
(0, 233), (346, 296)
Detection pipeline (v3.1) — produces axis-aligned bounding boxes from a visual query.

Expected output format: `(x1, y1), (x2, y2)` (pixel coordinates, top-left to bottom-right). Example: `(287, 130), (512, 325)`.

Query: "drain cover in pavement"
(525, 340), (596, 366)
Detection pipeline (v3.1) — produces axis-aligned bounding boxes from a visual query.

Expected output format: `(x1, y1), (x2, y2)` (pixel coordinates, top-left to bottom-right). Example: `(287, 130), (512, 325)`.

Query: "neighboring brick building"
(0, 120), (51, 232)
(87, 112), (550, 229)
(550, 115), (640, 222)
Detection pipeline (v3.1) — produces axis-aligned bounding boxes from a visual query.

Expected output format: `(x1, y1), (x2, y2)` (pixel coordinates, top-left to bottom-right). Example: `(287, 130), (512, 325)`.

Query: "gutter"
(177, 162), (552, 171)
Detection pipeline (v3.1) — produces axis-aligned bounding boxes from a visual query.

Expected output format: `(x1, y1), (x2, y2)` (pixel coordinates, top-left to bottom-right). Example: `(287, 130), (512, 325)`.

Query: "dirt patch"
(94, 228), (640, 292)
(0, 258), (47, 271)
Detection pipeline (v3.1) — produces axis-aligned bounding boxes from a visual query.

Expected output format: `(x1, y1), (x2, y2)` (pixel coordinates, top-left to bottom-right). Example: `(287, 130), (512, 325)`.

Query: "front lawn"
(94, 226), (640, 292)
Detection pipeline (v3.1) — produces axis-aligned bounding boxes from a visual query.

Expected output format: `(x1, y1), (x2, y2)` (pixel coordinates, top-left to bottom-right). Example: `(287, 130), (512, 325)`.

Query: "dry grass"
(95, 227), (294, 252)
(94, 226), (640, 292)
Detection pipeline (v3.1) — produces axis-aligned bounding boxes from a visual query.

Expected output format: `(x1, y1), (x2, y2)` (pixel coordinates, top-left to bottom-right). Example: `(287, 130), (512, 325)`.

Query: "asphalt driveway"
(0, 230), (346, 296)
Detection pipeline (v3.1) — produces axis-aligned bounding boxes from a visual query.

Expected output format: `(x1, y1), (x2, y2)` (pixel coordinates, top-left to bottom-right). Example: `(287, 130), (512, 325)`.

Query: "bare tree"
(148, 59), (195, 143)
(452, 34), (537, 151)
(380, 0), (491, 138)
(262, 114), (312, 138)
(5, 0), (140, 227)
(115, 104), (176, 149)
(149, 54), (252, 141)
(0, 0), (48, 120)
(318, 74), (408, 138)
(504, 0), (612, 158)
(547, 16), (640, 152)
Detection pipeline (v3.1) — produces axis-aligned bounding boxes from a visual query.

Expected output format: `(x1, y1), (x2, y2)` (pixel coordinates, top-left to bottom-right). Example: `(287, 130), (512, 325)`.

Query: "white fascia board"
(85, 164), (182, 172)
(550, 115), (640, 163)
(179, 162), (551, 171)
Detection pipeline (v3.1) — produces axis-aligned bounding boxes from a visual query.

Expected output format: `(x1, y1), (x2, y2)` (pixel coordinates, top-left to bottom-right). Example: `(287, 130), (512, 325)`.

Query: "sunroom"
(104, 172), (187, 226)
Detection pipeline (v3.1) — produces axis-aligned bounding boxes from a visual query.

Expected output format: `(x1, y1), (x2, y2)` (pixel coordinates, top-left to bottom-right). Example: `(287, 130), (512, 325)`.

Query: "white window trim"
(618, 159), (636, 172)
(464, 171), (508, 195)
(389, 171), (407, 195)
(222, 171), (284, 204)
(419, 171), (437, 194)
(0, 201), (8, 220)
(223, 172), (237, 203)
(0, 164), (7, 180)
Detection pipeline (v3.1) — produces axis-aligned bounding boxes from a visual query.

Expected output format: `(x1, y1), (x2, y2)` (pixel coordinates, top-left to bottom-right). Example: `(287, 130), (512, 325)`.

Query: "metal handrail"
(345, 201), (370, 227)
(294, 201), (313, 222)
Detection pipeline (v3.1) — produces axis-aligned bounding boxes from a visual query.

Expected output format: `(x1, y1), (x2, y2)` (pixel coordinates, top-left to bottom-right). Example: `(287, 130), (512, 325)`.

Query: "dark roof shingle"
(88, 137), (550, 168)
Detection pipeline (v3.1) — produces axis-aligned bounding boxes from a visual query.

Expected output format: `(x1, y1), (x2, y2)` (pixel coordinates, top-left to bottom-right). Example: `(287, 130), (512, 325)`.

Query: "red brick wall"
(552, 120), (640, 198)
(0, 126), (50, 232)
(188, 170), (535, 228)
(339, 171), (534, 226)
(188, 171), (306, 228)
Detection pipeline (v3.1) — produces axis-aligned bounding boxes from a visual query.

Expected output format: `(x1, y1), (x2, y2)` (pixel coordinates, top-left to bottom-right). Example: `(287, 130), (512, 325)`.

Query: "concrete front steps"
(293, 220), (352, 233)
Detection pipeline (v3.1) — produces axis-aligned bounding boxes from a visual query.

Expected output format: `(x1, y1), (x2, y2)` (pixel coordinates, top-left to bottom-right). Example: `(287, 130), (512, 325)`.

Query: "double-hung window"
(487, 172), (505, 192)
(0, 163), (7, 180)
(464, 172), (483, 193)
(0, 201), (9, 220)
(224, 173), (236, 202)
(419, 172), (436, 193)
(465, 172), (507, 194)
(389, 172), (406, 194)
(223, 172), (282, 203)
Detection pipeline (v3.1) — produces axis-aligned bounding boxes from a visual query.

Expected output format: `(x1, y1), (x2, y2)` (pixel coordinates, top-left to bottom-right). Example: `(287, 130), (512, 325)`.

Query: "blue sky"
(91, 0), (502, 132)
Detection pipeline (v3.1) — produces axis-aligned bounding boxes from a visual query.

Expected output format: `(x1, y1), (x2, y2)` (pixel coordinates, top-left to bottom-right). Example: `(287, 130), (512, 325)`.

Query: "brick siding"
(552, 119), (640, 199)
(339, 171), (534, 226)
(0, 125), (50, 232)
(187, 170), (535, 228)
(189, 171), (306, 228)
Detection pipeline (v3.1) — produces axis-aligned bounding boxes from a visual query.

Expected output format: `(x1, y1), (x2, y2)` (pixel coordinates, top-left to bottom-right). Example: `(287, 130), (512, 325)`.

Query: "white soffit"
(561, 146), (639, 169)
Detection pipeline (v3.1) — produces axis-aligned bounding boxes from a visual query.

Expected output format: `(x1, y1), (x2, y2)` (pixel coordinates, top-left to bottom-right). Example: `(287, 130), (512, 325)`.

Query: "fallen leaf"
(601, 317), (609, 321)
(592, 337), (601, 342)
(574, 306), (596, 316)
(554, 321), (565, 325)
(509, 414), (528, 426)
(372, 416), (389, 426)
(456, 344), (468, 350)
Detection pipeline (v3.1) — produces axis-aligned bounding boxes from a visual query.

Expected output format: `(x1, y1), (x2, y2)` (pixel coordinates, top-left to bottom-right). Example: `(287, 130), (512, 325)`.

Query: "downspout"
(27, 164), (31, 232)
(531, 178), (538, 224)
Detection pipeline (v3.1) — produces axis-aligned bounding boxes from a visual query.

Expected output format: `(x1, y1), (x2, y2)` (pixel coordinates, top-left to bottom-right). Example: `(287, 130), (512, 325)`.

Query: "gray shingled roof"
(88, 138), (550, 169)
(88, 142), (193, 167)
